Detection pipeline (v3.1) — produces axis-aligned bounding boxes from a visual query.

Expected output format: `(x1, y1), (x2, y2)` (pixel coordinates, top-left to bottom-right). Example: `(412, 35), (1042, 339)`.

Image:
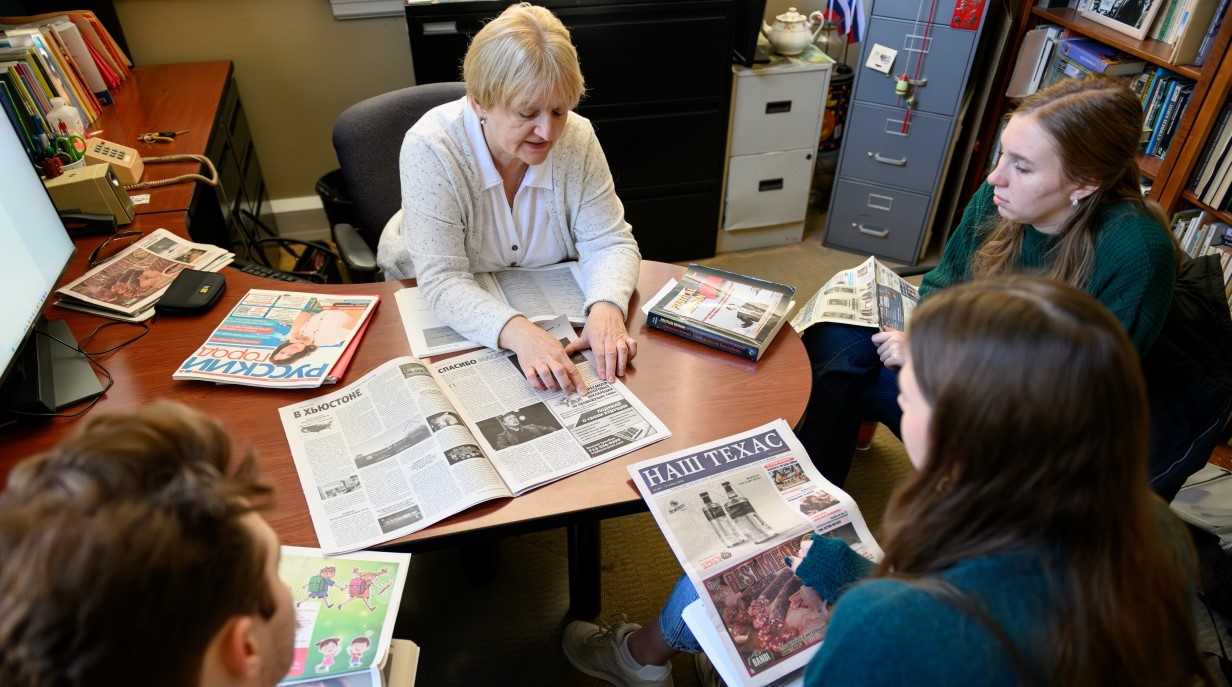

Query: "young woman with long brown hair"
(564, 277), (1214, 686)
(797, 75), (1180, 491)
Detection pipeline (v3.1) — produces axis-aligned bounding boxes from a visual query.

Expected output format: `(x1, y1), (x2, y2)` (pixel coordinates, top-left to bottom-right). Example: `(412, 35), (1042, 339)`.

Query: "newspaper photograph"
(789, 256), (919, 334)
(279, 317), (670, 555)
(54, 227), (233, 319)
(628, 419), (881, 687)
(395, 261), (587, 357)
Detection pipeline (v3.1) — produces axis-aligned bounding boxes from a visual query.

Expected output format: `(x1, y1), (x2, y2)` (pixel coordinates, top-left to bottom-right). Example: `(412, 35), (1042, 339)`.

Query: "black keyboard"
(228, 259), (314, 283)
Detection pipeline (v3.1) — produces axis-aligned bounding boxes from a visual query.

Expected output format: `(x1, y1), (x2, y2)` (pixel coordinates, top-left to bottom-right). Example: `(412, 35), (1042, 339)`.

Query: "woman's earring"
(1071, 197), (1079, 207)
(479, 116), (487, 125)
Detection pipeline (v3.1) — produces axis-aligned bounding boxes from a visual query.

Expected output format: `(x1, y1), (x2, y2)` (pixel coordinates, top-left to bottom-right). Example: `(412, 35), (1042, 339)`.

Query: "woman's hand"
(499, 316), (588, 395)
(565, 301), (637, 383)
(871, 328), (908, 370)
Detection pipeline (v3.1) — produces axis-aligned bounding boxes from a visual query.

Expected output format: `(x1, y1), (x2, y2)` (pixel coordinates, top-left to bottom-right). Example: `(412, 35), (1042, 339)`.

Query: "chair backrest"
(332, 81), (468, 251)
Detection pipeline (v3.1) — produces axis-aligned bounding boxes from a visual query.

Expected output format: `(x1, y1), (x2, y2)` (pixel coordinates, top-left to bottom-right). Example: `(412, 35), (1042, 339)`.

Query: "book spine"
(646, 312), (758, 361)
(1190, 104), (1232, 191)
(1146, 80), (1180, 155)
(1060, 39), (1140, 73)
(1153, 84), (1192, 160)
(1193, 0), (1230, 67)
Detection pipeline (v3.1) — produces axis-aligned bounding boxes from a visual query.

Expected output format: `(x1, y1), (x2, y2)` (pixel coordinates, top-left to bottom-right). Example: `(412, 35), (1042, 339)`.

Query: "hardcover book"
(646, 265), (796, 361)
(1058, 38), (1147, 75)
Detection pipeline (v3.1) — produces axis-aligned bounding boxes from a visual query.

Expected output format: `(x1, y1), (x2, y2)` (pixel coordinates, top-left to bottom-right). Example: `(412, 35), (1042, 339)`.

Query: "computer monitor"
(0, 115), (104, 417)
(732, 0), (771, 67)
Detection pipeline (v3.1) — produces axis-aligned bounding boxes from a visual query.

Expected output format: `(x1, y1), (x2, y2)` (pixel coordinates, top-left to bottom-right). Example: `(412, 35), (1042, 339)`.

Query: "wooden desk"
(4, 230), (811, 615)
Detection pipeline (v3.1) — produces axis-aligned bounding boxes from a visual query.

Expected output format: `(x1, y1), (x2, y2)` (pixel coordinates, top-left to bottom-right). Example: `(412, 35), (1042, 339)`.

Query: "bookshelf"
(963, 3), (1232, 217)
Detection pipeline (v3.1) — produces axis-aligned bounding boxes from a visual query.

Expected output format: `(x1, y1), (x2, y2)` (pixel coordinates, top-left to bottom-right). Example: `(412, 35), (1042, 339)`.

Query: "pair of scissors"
(55, 132), (87, 162)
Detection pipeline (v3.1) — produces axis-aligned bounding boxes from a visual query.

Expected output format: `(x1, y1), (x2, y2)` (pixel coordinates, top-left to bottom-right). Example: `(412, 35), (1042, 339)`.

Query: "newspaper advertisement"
(278, 316), (670, 555)
(174, 290), (380, 389)
(54, 227), (233, 320)
(395, 261), (587, 357)
(628, 419), (882, 687)
(789, 256), (919, 334)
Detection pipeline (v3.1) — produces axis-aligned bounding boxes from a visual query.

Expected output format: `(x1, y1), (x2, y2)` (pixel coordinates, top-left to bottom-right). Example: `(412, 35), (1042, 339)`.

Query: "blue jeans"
(658, 574), (703, 653)
(795, 324), (903, 487)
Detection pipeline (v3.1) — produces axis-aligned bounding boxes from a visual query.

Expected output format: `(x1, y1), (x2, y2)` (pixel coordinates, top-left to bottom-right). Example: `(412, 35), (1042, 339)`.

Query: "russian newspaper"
(279, 317), (670, 555)
(395, 261), (587, 357)
(173, 289), (380, 389)
(627, 419), (882, 687)
(54, 227), (233, 321)
(789, 255), (919, 334)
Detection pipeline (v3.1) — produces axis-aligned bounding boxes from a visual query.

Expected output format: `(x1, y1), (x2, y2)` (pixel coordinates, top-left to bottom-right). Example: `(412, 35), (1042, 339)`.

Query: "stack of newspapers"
(54, 228), (233, 322)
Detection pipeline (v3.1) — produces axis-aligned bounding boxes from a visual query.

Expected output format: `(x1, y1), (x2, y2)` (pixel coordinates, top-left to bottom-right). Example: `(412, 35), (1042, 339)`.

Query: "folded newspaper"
(278, 316), (671, 555)
(395, 261), (587, 357)
(54, 227), (234, 321)
(789, 256), (920, 334)
(628, 419), (882, 687)
(173, 289), (380, 389)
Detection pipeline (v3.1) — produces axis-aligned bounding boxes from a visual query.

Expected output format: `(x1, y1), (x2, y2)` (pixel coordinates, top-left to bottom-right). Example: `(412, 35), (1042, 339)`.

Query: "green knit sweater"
(918, 182), (1177, 355)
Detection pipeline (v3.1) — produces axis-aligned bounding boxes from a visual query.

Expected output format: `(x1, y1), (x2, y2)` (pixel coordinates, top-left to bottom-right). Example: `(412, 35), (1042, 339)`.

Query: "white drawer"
(723, 149), (814, 231)
(730, 69), (827, 157)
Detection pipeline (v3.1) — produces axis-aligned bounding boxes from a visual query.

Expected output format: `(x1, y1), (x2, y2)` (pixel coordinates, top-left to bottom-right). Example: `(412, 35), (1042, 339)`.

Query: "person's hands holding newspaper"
(872, 328), (907, 370)
(565, 301), (637, 383)
(500, 316), (588, 396)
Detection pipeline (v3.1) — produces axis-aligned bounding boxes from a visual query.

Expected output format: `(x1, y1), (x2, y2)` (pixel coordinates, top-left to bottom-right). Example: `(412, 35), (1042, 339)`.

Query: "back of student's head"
(879, 277), (1209, 685)
(0, 401), (279, 687)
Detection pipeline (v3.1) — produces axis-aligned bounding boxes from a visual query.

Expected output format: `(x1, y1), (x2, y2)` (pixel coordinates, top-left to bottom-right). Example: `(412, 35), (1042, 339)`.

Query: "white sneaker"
(562, 618), (675, 687)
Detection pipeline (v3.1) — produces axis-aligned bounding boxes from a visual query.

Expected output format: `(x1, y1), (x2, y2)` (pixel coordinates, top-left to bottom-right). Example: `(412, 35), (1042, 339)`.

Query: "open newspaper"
(628, 419), (882, 687)
(789, 255), (919, 334)
(394, 261), (586, 357)
(278, 546), (410, 686)
(54, 227), (233, 321)
(278, 316), (670, 555)
(173, 290), (380, 389)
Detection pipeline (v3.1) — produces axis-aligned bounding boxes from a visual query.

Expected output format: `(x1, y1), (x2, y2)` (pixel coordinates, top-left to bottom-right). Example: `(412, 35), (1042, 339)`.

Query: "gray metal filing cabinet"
(823, 0), (992, 264)
(719, 43), (833, 253)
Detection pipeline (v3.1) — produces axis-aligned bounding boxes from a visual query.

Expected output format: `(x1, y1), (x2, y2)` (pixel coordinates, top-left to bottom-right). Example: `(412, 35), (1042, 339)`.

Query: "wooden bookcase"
(962, 3), (1232, 220)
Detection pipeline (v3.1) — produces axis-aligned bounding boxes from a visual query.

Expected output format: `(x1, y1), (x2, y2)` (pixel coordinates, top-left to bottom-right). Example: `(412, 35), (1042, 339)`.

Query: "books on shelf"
(645, 265), (796, 361)
(394, 261), (586, 357)
(1189, 99), (1232, 196)
(1058, 38), (1147, 75)
(789, 255), (920, 335)
(1194, 0), (1231, 67)
(1165, 0), (1223, 65)
(1147, 78), (1195, 159)
(1006, 25), (1062, 97)
(277, 547), (412, 686)
(278, 316), (670, 555)
(628, 419), (882, 687)
(54, 228), (233, 321)
(173, 290), (380, 389)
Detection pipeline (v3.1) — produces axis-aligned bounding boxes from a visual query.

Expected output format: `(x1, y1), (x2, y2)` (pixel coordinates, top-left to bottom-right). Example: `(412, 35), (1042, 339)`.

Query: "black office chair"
(328, 81), (468, 282)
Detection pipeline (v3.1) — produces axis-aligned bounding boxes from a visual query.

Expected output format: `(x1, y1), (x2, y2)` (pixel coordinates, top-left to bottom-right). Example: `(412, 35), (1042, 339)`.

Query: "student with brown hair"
(566, 277), (1215, 686)
(797, 75), (1180, 490)
(0, 401), (295, 687)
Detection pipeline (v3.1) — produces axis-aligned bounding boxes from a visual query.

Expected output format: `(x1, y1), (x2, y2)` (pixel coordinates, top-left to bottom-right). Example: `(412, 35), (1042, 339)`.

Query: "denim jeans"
(658, 574), (703, 653)
(795, 323), (904, 487)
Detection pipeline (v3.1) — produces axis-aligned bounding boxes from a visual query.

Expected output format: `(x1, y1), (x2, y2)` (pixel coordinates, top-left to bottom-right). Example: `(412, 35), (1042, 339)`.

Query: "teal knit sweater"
(919, 182), (1177, 355)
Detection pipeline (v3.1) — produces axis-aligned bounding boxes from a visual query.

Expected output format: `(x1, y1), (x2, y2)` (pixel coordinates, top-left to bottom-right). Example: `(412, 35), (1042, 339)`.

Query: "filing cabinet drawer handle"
(869, 152), (907, 166)
(867, 194), (894, 211)
(855, 224), (890, 238)
(765, 100), (793, 114)
(908, 77), (928, 87)
(759, 178), (785, 191)
(423, 21), (459, 35)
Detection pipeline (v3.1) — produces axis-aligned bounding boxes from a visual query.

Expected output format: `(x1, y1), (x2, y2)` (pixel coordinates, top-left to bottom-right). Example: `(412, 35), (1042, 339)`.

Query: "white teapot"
(762, 7), (826, 56)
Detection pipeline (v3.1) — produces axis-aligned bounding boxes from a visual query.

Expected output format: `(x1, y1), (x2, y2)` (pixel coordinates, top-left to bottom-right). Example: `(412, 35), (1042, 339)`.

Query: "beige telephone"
(82, 138), (144, 186)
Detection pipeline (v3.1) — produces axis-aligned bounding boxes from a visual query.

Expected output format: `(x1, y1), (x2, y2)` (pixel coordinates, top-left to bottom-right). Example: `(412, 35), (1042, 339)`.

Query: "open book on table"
(54, 227), (233, 322)
(395, 261), (586, 357)
(628, 419), (882, 687)
(789, 256), (919, 334)
(173, 289), (380, 389)
(644, 264), (796, 361)
(278, 547), (412, 686)
(278, 316), (671, 556)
